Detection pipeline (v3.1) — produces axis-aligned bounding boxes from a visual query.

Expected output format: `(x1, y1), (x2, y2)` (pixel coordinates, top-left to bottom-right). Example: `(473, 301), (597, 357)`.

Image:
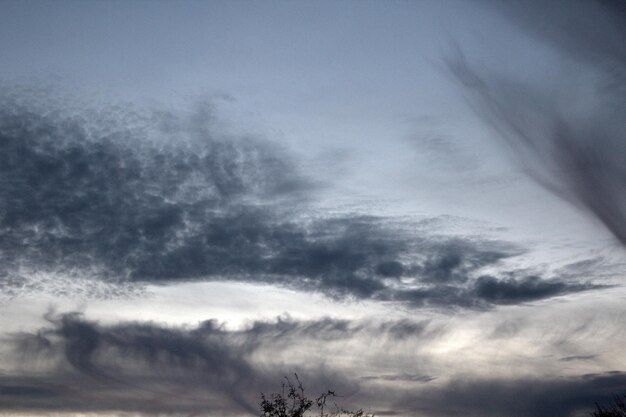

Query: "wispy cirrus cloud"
(447, 0), (626, 246)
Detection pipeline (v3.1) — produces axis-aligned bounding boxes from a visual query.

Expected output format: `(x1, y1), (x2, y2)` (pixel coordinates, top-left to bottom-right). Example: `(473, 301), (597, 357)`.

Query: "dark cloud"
(411, 240), (510, 283)
(0, 313), (431, 414)
(448, 0), (626, 245)
(0, 92), (308, 279)
(0, 384), (57, 398)
(393, 372), (626, 417)
(3, 313), (350, 414)
(3, 313), (624, 417)
(387, 274), (601, 308)
(472, 275), (597, 305)
(0, 92), (407, 299)
(375, 260), (405, 278)
(0, 90), (602, 307)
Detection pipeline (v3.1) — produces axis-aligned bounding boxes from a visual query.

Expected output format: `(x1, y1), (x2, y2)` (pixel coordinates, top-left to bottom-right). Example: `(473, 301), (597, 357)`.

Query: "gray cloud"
(386, 274), (602, 308)
(447, 0), (626, 245)
(410, 240), (510, 284)
(3, 313), (623, 417)
(491, 0), (626, 83)
(0, 91), (308, 279)
(560, 355), (597, 362)
(0, 313), (427, 414)
(0, 91), (403, 298)
(0, 89), (601, 307)
(361, 374), (436, 383)
(472, 275), (596, 305)
(393, 372), (626, 417)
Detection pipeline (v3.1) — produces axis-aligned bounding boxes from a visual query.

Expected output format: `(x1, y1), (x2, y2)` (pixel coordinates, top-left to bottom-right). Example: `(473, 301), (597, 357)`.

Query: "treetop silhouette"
(259, 374), (373, 417)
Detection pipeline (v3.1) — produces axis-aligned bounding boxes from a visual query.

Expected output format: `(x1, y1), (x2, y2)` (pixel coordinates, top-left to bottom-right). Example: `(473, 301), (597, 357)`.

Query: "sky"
(0, 1), (625, 416)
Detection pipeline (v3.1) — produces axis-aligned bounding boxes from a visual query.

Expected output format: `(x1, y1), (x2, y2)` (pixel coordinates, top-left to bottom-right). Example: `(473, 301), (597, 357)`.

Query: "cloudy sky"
(0, 1), (625, 416)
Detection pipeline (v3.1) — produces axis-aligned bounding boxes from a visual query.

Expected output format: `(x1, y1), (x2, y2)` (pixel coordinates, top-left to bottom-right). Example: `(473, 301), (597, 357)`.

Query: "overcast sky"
(0, 1), (625, 416)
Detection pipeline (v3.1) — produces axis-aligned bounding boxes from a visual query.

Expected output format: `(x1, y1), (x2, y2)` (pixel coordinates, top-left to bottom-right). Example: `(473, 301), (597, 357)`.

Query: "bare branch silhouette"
(260, 374), (373, 417)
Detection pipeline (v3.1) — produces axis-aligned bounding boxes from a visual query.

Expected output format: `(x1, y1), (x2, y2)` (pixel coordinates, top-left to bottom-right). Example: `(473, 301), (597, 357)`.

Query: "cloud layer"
(2, 313), (624, 417)
(0, 90), (602, 307)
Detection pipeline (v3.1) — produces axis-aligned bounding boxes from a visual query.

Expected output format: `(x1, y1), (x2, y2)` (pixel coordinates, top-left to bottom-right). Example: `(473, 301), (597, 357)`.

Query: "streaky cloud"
(447, 0), (626, 245)
(4, 313), (625, 417)
(2, 313), (432, 414)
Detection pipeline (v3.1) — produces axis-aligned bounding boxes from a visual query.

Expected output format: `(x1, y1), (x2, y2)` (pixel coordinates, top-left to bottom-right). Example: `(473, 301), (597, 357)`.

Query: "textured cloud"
(0, 313), (424, 414)
(0, 92), (309, 280)
(447, 0), (626, 245)
(384, 270), (602, 308)
(471, 275), (593, 305)
(0, 90), (601, 307)
(2, 313), (624, 417)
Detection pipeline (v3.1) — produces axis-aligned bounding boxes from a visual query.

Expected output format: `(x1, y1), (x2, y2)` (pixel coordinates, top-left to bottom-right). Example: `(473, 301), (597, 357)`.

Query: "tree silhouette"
(259, 374), (373, 417)
(591, 395), (626, 417)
